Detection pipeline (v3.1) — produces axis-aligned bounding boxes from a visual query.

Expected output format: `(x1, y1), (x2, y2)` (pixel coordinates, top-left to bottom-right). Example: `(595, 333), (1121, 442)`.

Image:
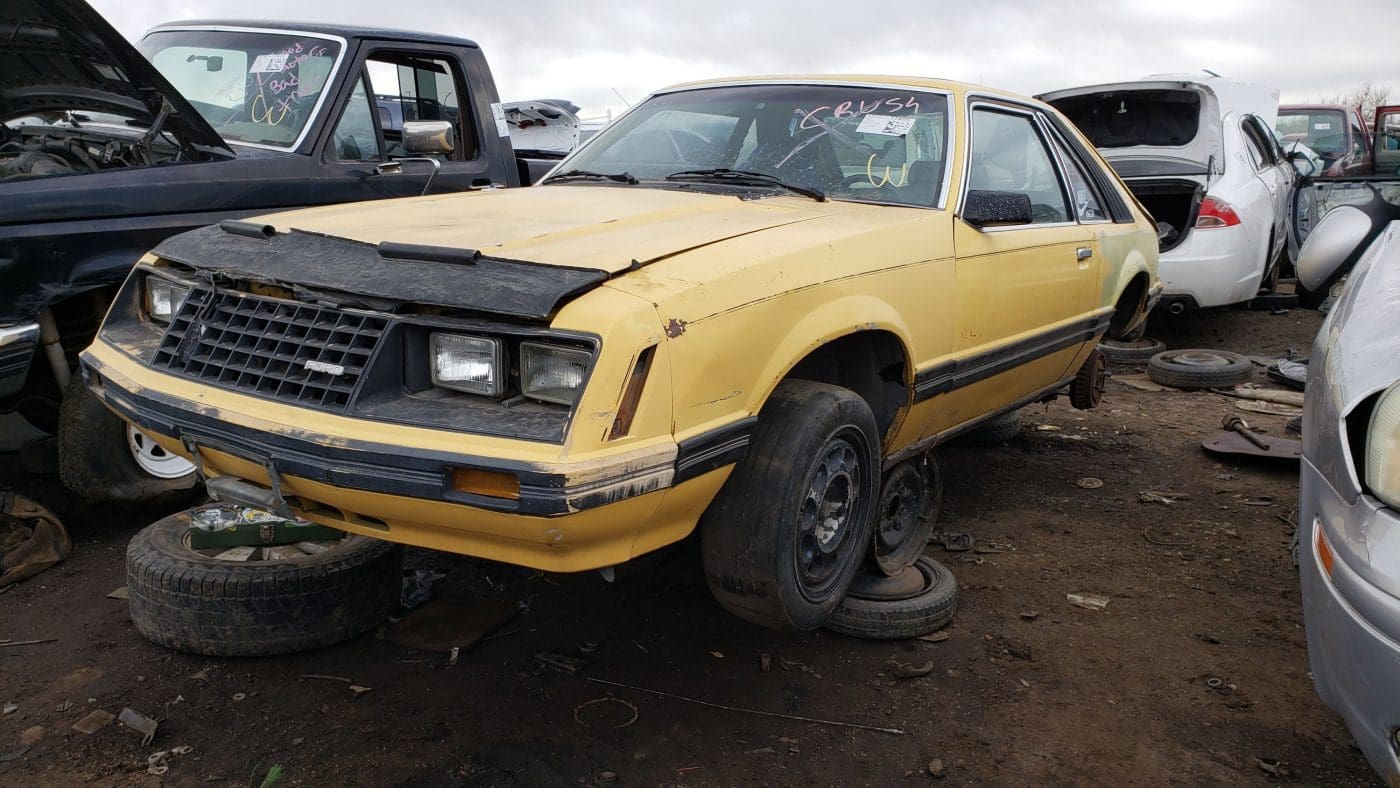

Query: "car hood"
(150, 185), (843, 319)
(0, 0), (231, 155)
(248, 184), (839, 273)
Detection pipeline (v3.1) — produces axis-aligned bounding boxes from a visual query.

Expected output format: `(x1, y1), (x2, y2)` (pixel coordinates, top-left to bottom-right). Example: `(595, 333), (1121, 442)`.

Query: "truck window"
(330, 75), (383, 161)
(366, 53), (477, 160)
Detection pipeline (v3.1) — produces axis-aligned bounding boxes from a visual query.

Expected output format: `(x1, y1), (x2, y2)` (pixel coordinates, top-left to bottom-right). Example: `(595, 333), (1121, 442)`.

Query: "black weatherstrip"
(913, 314), (1110, 403)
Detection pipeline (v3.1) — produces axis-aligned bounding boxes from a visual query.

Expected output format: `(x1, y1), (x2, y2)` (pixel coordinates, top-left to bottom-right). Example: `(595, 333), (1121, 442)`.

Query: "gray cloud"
(91, 0), (1400, 117)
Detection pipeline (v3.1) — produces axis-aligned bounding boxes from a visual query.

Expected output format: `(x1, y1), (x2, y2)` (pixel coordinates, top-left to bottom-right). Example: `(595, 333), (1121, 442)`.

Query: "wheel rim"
(126, 425), (196, 479)
(846, 558), (938, 602)
(873, 462), (934, 575)
(793, 428), (869, 602)
(1162, 350), (1235, 368)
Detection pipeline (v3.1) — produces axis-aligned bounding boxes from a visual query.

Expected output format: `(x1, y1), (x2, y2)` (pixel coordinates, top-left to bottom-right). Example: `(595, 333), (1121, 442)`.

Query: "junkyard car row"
(4, 0), (1400, 782)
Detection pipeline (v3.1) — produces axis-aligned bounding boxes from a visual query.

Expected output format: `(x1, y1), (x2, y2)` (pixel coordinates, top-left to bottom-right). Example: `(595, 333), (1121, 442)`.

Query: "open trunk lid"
(1038, 79), (1223, 180)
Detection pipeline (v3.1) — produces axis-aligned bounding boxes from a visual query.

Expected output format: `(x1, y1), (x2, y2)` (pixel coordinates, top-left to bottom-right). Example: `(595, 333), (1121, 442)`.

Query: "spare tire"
(953, 411), (1022, 446)
(824, 556), (958, 640)
(1098, 338), (1166, 365)
(126, 512), (402, 656)
(1146, 349), (1252, 390)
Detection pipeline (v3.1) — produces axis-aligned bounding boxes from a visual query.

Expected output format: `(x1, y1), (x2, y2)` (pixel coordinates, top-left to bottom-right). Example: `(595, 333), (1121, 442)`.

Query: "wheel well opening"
(783, 331), (908, 438)
(1107, 274), (1149, 339)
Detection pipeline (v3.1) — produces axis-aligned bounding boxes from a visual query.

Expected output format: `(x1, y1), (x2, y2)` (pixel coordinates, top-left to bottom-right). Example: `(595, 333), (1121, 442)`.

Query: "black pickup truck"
(0, 0), (564, 501)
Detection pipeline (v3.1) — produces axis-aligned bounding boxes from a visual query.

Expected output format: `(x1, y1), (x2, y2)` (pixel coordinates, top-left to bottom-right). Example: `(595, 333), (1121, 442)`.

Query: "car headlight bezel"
(143, 276), (191, 324)
(519, 341), (591, 405)
(1366, 381), (1400, 510)
(429, 332), (505, 397)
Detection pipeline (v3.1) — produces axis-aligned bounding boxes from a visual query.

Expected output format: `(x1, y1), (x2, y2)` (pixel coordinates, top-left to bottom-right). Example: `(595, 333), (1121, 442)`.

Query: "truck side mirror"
(962, 190), (1033, 228)
(403, 121), (456, 156)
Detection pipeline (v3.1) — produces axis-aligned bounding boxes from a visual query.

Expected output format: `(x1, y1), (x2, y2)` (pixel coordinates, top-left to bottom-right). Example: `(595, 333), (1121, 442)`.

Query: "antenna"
(610, 88), (632, 108)
(1202, 68), (1221, 77)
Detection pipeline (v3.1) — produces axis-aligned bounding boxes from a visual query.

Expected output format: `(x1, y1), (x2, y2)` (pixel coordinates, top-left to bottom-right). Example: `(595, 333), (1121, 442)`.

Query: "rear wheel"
(701, 380), (879, 631)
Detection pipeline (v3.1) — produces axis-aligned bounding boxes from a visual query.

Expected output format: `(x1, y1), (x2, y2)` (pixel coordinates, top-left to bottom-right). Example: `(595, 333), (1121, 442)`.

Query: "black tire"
(953, 411), (1022, 446)
(1295, 280), (1333, 310)
(825, 556), (958, 640)
(126, 512), (403, 656)
(1243, 291), (1299, 310)
(1098, 338), (1166, 365)
(1146, 349), (1252, 390)
(701, 380), (880, 632)
(58, 376), (199, 503)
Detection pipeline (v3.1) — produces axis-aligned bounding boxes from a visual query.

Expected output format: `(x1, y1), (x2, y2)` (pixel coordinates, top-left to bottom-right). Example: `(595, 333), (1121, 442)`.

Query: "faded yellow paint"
(87, 75), (1159, 573)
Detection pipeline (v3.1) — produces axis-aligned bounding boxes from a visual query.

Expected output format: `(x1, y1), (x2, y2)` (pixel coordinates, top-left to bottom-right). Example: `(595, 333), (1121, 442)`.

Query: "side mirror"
(962, 190), (1033, 228)
(1296, 205), (1371, 290)
(402, 120), (456, 156)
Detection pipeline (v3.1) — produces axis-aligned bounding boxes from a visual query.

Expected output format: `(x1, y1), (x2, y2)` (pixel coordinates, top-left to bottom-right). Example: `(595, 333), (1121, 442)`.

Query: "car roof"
(147, 19), (480, 49)
(654, 74), (1033, 103)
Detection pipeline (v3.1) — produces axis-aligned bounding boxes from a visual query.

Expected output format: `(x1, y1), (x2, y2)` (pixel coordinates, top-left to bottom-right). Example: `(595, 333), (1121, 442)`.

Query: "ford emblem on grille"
(304, 360), (347, 376)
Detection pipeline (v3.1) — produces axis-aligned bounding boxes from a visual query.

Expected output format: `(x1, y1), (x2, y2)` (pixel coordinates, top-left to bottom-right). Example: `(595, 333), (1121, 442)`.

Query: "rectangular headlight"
(1366, 382), (1400, 510)
(430, 333), (503, 396)
(144, 277), (191, 323)
(520, 341), (590, 405)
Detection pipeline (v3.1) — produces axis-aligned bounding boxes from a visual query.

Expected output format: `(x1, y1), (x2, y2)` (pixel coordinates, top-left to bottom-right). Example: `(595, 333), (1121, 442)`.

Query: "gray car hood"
(0, 0), (232, 155)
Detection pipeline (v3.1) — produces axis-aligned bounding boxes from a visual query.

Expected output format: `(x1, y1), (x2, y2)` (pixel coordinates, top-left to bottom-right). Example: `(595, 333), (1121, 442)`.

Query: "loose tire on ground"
(126, 512), (403, 656)
(58, 376), (199, 503)
(1098, 338), (1166, 365)
(825, 556), (958, 640)
(701, 380), (879, 632)
(1146, 349), (1252, 390)
(953, 411), (1022, 446)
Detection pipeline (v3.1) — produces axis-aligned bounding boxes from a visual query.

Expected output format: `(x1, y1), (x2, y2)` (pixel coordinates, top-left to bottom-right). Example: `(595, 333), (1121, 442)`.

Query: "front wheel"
(57, 376), (199, 503)
(700, 380), (880, 631)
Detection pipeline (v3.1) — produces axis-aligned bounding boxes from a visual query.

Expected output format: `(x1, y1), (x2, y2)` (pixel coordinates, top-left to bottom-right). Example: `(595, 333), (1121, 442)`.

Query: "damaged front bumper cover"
(80, 350), (750, 518)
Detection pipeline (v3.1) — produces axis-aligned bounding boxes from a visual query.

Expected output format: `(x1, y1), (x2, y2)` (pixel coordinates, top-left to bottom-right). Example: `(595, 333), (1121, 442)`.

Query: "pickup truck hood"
(152, 185), (841, 319)
(252, 184), (837, 273)
(0, 0), (231, 155)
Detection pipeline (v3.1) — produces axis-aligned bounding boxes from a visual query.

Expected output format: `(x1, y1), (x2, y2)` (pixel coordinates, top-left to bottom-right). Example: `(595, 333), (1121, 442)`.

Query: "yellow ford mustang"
(81, 75), (1159, 631)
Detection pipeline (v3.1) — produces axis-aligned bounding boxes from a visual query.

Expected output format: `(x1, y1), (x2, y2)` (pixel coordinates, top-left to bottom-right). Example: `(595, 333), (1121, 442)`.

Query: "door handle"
(1076, 247), (1093, 261)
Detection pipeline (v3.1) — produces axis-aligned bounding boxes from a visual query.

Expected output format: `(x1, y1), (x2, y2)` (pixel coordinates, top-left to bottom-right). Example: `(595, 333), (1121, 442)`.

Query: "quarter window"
(967, 108), (1070, 224)
(1047, 128), (1106, 222)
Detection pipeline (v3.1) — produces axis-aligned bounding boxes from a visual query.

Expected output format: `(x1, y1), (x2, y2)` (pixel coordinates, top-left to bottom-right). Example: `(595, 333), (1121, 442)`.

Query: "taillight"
(1195, 196), (1242, 228)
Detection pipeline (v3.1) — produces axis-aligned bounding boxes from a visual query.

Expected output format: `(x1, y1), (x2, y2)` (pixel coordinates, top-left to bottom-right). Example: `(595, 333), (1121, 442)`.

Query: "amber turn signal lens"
(1315, 525), (1334, 578)
(450, 467), (520, 500)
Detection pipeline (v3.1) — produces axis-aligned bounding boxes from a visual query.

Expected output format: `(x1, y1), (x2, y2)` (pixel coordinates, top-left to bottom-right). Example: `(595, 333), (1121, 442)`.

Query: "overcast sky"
(93, 0), (1399, 119)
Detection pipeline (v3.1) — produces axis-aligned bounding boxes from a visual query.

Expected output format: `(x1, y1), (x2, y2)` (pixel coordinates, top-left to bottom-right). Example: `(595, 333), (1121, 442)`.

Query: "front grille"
(152, 287), (387, 412)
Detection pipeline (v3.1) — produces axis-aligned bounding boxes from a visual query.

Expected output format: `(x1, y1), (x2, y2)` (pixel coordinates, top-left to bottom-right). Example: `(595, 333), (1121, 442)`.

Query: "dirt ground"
(0, 303), (1381, 787)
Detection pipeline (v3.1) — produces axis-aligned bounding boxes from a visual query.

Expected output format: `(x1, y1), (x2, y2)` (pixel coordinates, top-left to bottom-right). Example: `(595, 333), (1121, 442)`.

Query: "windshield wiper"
(547, 169), (639, 185)
(664, 168), (826, 202)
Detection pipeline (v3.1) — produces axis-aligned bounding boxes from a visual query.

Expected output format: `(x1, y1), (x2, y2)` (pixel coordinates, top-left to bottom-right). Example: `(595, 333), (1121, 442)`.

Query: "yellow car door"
(926, 102), (1102, 434)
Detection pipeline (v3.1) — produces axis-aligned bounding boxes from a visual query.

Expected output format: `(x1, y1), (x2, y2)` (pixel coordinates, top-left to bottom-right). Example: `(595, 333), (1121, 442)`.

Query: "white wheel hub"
(126, 425), (196, 480)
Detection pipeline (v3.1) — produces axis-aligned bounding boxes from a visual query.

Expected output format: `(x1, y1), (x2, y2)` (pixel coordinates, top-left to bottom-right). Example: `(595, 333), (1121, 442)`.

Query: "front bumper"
(81, 342), (746, 572)
(0, 322), (40, 399)
(1299, 457), (1400, 783)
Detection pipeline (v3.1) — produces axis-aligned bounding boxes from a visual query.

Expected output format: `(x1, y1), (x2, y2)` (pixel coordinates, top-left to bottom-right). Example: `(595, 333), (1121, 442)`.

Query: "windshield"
(560, 84), (951, 208)
(1277, 110), (1347, 158)
(138, 29), (343, 149)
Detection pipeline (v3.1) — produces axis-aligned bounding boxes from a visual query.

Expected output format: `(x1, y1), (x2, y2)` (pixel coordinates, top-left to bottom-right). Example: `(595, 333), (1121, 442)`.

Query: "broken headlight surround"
(143, 275), (192, 324)
(520, 341), (591, 405)
(1367, 381), (1400, 510)
(429, 333), (505, 397)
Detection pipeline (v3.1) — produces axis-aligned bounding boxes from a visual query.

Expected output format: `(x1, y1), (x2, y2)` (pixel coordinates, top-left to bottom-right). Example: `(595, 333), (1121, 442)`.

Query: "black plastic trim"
(913, 314), (1111, 403)
(674, 417), (757, 484)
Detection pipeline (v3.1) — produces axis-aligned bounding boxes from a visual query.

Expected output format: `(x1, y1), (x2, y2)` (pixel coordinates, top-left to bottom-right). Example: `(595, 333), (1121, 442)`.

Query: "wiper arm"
(547, 169), (639, 185)
(664, 168), (826, 202)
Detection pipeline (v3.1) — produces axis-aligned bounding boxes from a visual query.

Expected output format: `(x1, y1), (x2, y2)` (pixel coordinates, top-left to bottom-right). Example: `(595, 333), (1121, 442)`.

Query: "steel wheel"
(794, 428), (870, 602)
(126, 424), (196, 480)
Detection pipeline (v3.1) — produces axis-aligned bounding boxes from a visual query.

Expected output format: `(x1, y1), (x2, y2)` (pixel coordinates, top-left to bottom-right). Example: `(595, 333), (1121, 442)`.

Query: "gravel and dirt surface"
(0, 304), (1381, 786)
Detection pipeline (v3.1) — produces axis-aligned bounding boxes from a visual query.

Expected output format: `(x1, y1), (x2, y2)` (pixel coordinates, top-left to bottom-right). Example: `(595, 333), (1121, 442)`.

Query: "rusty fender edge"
(80, 354), (756, 517)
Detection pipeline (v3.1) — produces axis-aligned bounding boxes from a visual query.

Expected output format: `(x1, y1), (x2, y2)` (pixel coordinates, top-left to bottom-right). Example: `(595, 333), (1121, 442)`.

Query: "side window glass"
(968, 108), (1069, 224)
(330, 75), (380, 162)
(1048, 129), (1106, 222)
(366, 53), (477, 160)
(1241, 123), (1266, 170)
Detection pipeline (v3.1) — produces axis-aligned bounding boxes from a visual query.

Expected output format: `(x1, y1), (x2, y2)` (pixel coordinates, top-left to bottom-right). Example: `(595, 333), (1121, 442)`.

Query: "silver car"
(1298, 186), (1400, 782)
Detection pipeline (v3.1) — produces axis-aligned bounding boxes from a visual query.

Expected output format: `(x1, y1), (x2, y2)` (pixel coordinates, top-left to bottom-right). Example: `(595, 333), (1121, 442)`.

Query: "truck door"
(316, 46), (497, 201)
(1376, 106), (1400, 175)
